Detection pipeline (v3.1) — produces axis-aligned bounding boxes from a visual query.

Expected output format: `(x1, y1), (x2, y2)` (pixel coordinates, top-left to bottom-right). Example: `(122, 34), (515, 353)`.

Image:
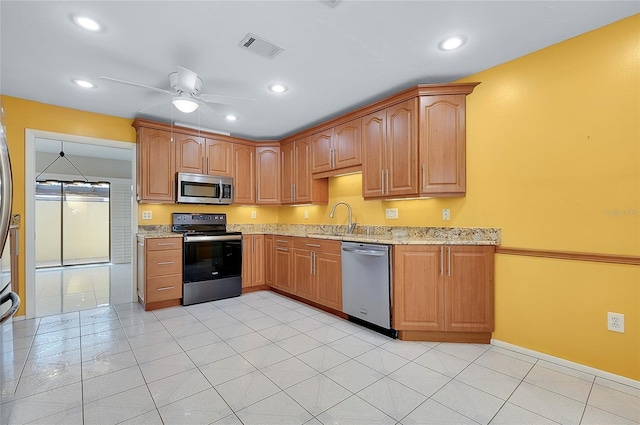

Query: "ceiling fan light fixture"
(73, 15), (101, 32)
(172, 96), (199, 113)
(269, 84), (287, 93)
(225, 114), (238, 121)
(439, 35), (467, 51)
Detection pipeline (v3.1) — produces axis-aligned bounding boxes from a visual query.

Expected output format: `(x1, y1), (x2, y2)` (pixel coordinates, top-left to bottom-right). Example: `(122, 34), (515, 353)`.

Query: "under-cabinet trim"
(496, 247), (640, 266)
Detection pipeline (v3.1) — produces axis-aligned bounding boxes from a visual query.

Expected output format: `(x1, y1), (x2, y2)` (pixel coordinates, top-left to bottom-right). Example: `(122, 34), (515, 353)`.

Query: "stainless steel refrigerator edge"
(0, 101), (19, 324)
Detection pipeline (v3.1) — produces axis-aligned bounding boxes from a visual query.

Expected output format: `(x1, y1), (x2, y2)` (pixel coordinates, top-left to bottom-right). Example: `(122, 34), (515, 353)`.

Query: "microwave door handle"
(218, 181), (223, 203)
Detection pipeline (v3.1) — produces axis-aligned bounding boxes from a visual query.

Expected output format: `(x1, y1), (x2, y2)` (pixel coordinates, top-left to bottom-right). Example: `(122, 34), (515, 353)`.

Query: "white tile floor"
(1, 290), (639, 425)
(35, 263), (133, 316)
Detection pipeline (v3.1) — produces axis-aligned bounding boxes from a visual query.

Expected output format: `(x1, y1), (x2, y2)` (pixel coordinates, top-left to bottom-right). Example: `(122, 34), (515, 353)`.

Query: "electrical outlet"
(251, 211), (257, 219)
(385, 208), (398, 219)
(607, 312), (624, 333)
(304, 210), (309, 219)
(442, 208), (451, 220)
(141, 211), (152, 220)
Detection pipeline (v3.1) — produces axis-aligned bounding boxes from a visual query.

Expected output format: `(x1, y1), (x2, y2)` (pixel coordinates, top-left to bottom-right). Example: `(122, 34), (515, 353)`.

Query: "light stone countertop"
(138, 224), (501, 245)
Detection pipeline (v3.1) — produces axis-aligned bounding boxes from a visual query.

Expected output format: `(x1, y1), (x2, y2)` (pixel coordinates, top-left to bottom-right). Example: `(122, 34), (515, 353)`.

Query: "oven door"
(182, 234), (242, 305)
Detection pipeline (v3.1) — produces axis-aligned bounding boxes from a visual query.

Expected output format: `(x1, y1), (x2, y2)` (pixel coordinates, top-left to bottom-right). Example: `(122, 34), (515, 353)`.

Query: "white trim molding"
(491, 339), (640, 390)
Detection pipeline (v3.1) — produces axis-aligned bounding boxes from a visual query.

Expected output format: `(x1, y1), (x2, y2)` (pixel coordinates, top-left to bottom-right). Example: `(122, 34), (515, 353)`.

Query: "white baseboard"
(491, 339), (640, 390)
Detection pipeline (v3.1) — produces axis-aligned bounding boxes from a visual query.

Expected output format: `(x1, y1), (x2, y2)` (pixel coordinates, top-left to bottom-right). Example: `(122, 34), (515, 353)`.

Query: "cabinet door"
(256, 147), (280, 205)
(252, 235), (265, 286)
(280, 143), (294, 204)
(292, 249), (315, 301)
(315, 252), (342, 311)
(361, 110), (386, 198)
(419, 95), (466, 195)
(205, 138), (233, 177)
(242, 235), (253, 288)
(393, 245), (444, 331)
(294, 138), (312, 203)
(175, 133), (205, 174)
(333, 118), (362, 170)
(265, 235), (274, 286)
(386, 99), (419, 196)
(233, 144), (255, 204)
(310, 130), (333, 173)
(274, 247), (293, 293)
(138, 127), (175, 202)
(445, 246), (494, 332)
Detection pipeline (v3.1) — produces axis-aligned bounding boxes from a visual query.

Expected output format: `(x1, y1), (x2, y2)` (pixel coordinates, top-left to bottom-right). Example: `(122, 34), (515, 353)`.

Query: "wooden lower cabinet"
(393, 245), (494, 341)
(137, 236), (183, 311)
(291, 238), (342, 311)
(265, 235), (274, 285)
(272, 237), (294, 293)
(242, 235), (265, 288)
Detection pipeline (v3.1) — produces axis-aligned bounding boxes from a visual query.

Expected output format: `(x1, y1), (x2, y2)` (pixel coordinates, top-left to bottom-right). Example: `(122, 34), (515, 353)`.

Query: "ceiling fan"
(99, 66), (256, 115)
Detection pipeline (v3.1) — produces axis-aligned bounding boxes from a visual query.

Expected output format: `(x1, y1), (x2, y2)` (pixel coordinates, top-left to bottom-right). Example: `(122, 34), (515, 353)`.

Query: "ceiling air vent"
(238, 33), (284, 59)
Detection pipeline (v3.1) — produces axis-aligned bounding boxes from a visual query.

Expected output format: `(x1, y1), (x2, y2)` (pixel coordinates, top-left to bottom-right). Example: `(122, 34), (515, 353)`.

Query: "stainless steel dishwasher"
(341, 241), (395, 335)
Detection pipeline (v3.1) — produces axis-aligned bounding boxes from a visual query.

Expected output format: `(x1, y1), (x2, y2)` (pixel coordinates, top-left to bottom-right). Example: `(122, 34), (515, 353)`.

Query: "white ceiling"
(1, 1), (638, 141)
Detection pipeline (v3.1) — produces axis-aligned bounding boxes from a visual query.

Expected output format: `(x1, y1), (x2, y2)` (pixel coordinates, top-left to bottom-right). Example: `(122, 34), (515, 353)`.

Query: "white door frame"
(25, 129), (137, 319)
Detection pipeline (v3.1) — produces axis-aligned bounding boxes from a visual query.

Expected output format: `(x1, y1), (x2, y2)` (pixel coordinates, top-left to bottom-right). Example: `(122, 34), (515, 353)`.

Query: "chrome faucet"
(329, 201), (357, 234)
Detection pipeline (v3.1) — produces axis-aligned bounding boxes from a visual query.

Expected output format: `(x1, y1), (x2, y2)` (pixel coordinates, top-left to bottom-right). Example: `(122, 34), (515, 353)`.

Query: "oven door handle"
(184, 235), (242, 243)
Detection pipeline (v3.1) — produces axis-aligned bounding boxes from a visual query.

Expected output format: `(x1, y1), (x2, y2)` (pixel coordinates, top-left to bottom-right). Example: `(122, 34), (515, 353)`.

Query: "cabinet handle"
(275, 247), (288, 252)
(440, 246), (444, 277)
(386, 169), (390, 195)
(381, 170), (385, 195)
(156, 242), (176, 246)
(275, 239), (288, 244)
(447, 246), (451, 276)
(156, 286), (175, 291)
(331, 148), (335, 169)
(312, 252), (317, 274)
(292, 183), (296, 202)
(421, 164), (426, 192)
(310, 252), (313, 274)
(156, 261), (175, 265)
(306, 243), (321, 247)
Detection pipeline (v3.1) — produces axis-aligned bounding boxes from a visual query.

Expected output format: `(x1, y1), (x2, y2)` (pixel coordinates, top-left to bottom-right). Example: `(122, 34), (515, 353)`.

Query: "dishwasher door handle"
(342, 247), (387, 256)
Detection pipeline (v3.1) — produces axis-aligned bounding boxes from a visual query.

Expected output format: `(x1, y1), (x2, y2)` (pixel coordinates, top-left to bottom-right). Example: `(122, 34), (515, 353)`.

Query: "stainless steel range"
(172, 213), (242, 305)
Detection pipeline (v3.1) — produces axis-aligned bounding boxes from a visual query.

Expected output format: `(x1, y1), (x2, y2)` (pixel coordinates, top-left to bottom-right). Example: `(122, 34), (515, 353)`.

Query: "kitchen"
(1, 2), (639, 424)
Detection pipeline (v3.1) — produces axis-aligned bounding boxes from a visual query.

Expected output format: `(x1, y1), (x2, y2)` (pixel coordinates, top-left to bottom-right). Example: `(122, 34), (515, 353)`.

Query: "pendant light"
(36, 141), (89, 183)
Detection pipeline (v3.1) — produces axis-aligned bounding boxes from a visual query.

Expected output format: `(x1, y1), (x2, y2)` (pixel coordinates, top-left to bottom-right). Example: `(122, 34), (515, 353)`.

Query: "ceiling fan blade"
(198, 93), (258, 107)
(176, 66), (198, 92)
(99, 76), (174, 95)
(138, 100), (172, 114)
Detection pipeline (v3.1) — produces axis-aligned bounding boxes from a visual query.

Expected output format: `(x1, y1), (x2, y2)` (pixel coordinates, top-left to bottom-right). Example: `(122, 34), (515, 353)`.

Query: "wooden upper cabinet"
(361, 99), (418, 198)
(333, 118), (362, 170)
(419, 95), (466, 196)
(386, 99), (419, 197)
(361, 110), (386, 198)
(256, 146), (280, 205)
(175, 133), (205, 174)
(280, 143), (294, 204)
(310, 118), (362, 176)
(310, 130), (333, 174)
(205, 138), (233, 177)
(281, 138), (328, 205)
(233, 144), (255, 204)
(137, 127), (175, 203)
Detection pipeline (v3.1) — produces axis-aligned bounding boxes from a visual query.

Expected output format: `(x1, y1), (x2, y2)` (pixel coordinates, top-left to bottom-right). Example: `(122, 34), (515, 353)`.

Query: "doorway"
(25, 131), (137, 318)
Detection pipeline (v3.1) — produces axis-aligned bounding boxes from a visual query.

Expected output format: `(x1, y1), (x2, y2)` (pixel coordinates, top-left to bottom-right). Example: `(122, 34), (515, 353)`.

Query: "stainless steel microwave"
(177, 173), (233, 205)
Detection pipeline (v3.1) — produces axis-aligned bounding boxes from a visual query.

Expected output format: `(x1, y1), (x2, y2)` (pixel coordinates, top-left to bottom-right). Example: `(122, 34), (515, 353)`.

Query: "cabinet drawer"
(146, 275), (182, 303)
(146, 250), (182, 277)
(293, 237), (341, 254)
(146, 238), (183, 251)
(273, 236), (292, 247)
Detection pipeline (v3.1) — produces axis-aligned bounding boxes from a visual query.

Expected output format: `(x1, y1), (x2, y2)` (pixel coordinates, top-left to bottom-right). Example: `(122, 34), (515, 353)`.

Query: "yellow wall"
(2, 14), (639, 379)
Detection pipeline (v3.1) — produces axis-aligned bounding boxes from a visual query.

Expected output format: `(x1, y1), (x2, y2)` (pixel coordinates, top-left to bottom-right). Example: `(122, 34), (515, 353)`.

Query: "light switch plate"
(251, 211), (257, 219)
(386, 208), (398, 219)
(304, 210), (309, 219)
(442, 209), (451, 220)
(141, 211), (152, 220)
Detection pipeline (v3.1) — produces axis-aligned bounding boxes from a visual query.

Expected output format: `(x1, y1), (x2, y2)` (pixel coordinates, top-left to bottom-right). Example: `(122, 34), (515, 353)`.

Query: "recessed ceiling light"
(269, 84), (287, 93)
(439, 35), (467, 51)
(73, 79), (95, 88)
(73, 15), (101, 32)
(225, 114), (238, 121)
